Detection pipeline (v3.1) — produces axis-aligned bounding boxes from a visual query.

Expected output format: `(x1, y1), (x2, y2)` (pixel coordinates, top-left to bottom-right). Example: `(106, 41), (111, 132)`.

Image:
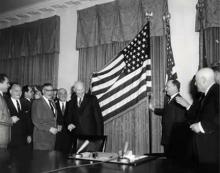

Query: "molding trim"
(0, 0), (112, 29)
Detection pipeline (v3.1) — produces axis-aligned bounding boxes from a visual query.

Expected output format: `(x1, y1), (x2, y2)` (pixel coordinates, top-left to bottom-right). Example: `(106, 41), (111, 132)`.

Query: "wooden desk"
(0, 149), (218, 173)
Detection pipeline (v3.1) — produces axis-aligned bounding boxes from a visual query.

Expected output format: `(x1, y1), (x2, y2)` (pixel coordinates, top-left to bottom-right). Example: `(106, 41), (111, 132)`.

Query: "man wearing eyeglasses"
(32, 83), (59, 150)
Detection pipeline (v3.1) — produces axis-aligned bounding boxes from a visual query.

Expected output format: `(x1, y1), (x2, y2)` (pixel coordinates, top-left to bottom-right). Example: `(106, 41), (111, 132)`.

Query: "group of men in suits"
(0, 80), (35, 155)
(149, 67), (219, 170)
(0, 76), (104, 155)
(0, 76), (33, 158)
(1, 65), (219, 169)
(32, 81), (104, 153)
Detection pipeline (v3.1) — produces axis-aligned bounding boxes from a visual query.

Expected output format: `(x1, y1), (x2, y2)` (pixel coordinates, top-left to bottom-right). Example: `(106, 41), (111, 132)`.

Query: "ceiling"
(0, 0), (51, 14)
(0, 0), (105, 28)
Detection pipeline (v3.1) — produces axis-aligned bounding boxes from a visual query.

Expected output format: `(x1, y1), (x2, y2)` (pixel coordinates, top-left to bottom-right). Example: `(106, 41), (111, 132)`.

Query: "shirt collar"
(77, 95), (84, 101)
(0, 91), (3, 96)
(11, 97), (21, 110)
(43, 96), (50, 105)
(11, 97), (20, 102)
(170, 92), (178, 100)
(59, 100), (66, 105)
(25, 97), (31, 102)
(205, 83), (215, 96)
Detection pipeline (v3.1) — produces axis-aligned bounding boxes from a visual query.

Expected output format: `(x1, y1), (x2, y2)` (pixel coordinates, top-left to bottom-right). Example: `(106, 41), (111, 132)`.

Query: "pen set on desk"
(73, 140), (90, 158)
(117, 141), (132, 163)
(69, 140), (139, 163)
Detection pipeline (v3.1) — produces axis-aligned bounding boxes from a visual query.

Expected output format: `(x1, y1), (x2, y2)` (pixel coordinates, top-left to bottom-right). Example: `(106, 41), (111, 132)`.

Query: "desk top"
(0, 148), (218, 173)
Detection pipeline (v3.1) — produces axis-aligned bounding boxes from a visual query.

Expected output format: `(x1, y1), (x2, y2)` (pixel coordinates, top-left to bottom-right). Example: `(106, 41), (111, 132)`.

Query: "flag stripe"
(100, 79), (147, 110)
(98, 60), (150, 102)
(96, 59), (151, 99)
(92, 70), (122, 96)
(92, 54), (124, 77)
(102, 86), (147, 120)
(92, 62), (124, 89)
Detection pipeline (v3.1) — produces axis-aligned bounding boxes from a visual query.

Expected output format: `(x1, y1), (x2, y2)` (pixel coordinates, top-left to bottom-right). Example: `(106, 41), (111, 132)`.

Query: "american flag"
(91, 22), (151, 120)
(165, 19), (177, 81)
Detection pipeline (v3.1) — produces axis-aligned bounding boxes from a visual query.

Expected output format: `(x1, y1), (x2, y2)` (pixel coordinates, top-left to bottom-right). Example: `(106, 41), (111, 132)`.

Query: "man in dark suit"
(211, 61), (220, 85)
(176, 68), (219, 166)
(67, 81), (104, 152)
(0, 74), (12, 148)
(149, 79), (189, 160)
(55, 88), (71, 154)
(32, 83), (59, 150)
(6, 83), (31, 150)
(21, 85), (34, 149)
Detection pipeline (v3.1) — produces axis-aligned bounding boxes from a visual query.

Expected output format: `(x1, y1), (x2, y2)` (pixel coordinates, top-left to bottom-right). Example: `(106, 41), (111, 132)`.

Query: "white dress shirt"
(169, 92), (178, 103)
(43, 96), (55, 114)
(59, 101), (66, 110)
(11, 97), (21, 112)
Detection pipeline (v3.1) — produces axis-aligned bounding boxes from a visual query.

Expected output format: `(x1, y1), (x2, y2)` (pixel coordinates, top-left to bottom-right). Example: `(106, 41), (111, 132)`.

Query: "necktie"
(78, 98), (82, 107)
(199, 93), (205, 108)
(168, 98), (171, 104)
(49, 100), (55, 116)
(16, 100), (21, 113)
(167, 96), (171, 104)
(61, 102), (65, 115)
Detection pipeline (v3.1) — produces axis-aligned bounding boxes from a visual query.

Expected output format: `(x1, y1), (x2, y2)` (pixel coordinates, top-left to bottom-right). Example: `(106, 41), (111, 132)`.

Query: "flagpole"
(163, 12), (170, 83)
(148, 92), (152, 154)
(145, 11), (153, 155)
(196, 0), (206, 68)
(161, 14), (168, 155)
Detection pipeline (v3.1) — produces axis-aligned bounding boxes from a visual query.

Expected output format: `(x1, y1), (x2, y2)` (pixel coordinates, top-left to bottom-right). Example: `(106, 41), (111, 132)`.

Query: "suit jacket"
(67, 93), (104, 136)
(6, 98), (28, 148)
(31, 97), (57, 150)
(154, 94), (187, 145)
(55, 101), (69, 127)
(21, 98), (33, 137)
(0, 94), (12, 124)
(55, 101), (71, 153)
(0, 94), (12, 148)
(188, 83), (219, 164)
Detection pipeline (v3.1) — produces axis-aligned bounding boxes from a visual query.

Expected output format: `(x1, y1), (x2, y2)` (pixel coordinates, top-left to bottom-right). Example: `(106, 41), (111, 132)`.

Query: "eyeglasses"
(44, 89), (54, 92)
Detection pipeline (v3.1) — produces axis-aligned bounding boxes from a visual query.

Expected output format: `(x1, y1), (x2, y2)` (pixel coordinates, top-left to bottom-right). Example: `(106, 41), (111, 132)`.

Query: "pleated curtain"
(195, 0), (220, 67)
(0, 16), (60, 87)
(76, 0), (168, 154)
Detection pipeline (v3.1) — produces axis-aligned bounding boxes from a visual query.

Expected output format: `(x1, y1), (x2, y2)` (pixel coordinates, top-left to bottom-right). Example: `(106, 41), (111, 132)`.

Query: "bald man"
(67, 81), (104, 152)
(149, 80), (189, 160)
(55, 88), (71, 154)
(176, 68), (219, 165)
(211, 62), (220, 85)
(6, 83), (31, 150)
